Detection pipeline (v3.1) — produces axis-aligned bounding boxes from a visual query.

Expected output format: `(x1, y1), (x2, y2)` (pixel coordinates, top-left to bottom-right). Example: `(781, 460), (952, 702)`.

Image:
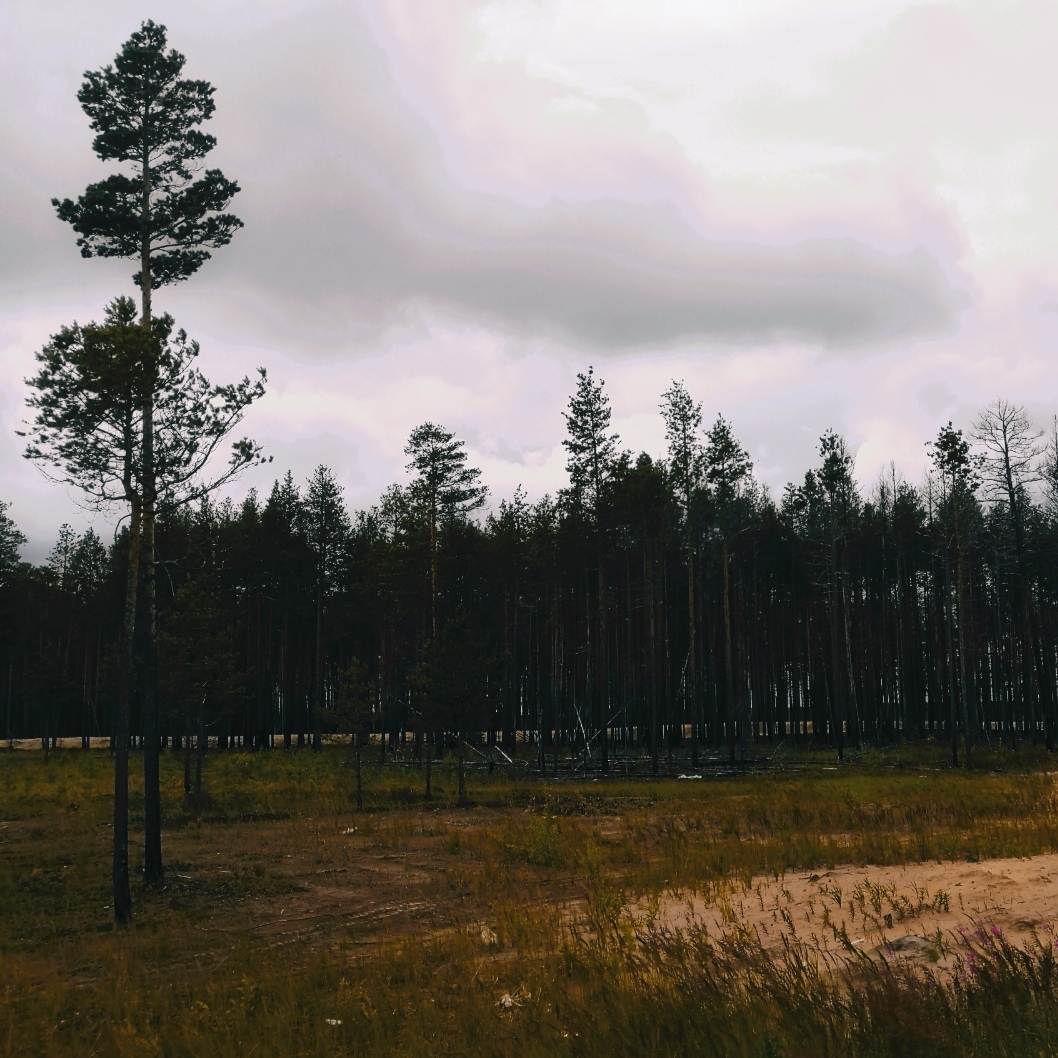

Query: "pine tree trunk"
(313, 578), (323, 753)
(944, 571), (960, 768)
(113, 495), (142, 924)
(957, 548), (974, 769)
(140, 166), (164, 885)
(355, 737), (363, 811)
(142, 499), (163, 881)
(687, 519), (698, 768)
(183, 698), (193, 800)
(597, 537), (609, 776)
(430, 501), (438, 640)
(195, 700), (205, 799)
(722, 533), (736, 764)
(828, 535), (845, 762)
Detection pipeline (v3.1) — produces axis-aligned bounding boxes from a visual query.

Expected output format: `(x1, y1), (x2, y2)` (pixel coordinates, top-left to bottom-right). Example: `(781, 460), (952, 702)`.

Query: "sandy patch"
(643, 854), (1058, 969)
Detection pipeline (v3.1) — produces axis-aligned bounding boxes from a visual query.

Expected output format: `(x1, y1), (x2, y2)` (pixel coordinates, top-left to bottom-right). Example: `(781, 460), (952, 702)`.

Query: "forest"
(4, 381), (1057, 774)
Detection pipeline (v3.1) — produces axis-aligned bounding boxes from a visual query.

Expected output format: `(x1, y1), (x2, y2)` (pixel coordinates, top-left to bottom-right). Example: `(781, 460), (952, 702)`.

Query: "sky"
(3, 0), (1058, 560)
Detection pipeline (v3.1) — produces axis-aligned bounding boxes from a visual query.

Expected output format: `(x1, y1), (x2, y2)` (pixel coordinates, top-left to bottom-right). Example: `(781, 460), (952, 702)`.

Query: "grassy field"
(3, 743), (1058, 1057)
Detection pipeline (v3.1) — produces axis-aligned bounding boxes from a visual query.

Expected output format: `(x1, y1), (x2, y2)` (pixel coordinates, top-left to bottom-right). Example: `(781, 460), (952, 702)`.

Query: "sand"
(644, 853), (1058, 969)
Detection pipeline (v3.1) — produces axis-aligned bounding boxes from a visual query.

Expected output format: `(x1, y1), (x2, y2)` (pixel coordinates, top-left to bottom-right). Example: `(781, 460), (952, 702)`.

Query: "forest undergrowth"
(3, 742), (1058, 1056)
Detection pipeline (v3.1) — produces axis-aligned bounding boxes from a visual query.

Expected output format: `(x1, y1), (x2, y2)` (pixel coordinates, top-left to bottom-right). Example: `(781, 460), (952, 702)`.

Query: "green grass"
(3, 741), (1058, 1056)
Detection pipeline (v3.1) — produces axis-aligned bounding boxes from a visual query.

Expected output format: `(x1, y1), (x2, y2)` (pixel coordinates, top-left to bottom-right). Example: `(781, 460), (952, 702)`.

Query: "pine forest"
(5, 385), (1057, 773)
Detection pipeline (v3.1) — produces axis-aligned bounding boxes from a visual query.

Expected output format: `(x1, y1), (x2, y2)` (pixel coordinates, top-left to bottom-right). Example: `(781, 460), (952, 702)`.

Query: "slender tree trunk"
(183, 697), (193, 800)
(142, 499), (163, 881)
(313, 576), (323, 752)
(355, 735), (363, 811)
(827, 534), (845, 762)
(722, 533), (736, 764)
(687, 518), (698, 768)
(944, 567), (960, 768)
(957, 548), (974, 769)
(430, 501), (438, 640)
(139, 162), (164, 884)
(113, 496), (142, 924)
(647, 546), (659, 777)
(195, 697), (205, 799)
(597, 536), (609, 776)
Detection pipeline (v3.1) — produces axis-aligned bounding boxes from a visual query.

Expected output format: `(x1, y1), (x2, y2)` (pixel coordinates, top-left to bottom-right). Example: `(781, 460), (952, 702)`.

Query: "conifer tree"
(52, 21), (244, 891)
(48, 524), (79, 591)
(304, 467), (350, 752)
(563, 368), (620, 773)
(23, 297), (264, 917)
(929, 422), (982, 766)
(661, 381), (705, 765)
(817, 430), (861, 758)
(705, 415), (752, 761)
(69, 530), (109, 603)
(0, 502), (26, 587)
(563, 367), (619, 512)
(404, 424), (486, 639)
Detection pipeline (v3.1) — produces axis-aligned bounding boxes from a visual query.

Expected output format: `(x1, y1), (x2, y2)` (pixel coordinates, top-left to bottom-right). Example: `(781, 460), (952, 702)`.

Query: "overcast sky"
(3, 0), (1057, 559)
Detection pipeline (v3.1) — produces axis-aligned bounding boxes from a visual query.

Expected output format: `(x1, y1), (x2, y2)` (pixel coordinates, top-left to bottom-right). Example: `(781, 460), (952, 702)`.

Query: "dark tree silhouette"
(404, 424), (486, 640)
(52, 21), (246, 893)
(23, 298), (264, 916)
(563, 367), (620, 774)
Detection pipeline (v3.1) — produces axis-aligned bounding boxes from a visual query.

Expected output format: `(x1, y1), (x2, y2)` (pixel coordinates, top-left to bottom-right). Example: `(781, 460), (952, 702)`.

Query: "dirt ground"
(646, 853), (1058, 969)
(153, 806), (1058, 972)
(149, 812), (576, 953)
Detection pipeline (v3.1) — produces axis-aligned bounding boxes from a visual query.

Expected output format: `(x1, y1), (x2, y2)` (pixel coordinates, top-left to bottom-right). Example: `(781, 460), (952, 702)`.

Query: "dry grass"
(3, 742), (1058, 1056)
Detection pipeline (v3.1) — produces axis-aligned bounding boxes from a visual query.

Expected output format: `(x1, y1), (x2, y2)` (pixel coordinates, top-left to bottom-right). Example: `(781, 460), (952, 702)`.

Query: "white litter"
(480, 926), (498, 946)
(325, 1019), (342, 1027)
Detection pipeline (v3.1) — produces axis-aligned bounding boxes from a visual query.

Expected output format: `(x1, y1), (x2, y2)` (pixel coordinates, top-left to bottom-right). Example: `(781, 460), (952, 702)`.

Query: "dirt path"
(648, 853), (1058, 969)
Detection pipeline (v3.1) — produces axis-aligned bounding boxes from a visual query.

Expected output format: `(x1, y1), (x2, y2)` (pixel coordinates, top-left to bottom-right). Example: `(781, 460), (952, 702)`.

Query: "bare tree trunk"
(430, 502), (438, 640)
(355, 736), (363, 811)
(647, 546), (659, 778)
(113, 496), (142, 924)
(142, 499), (163, 881)
(597, 537), (609, 776)
(313, 578), (323, 752)
(827, 535), (845, 762)
(722, 534), (737, 764)
(140, 178), (163, 885)
(957, 549), (974, 769)
(195, 699), (205, 800)
(944, 571), (960, 769)
(183, 698), (193, 800)
(687, 519), (698, 768)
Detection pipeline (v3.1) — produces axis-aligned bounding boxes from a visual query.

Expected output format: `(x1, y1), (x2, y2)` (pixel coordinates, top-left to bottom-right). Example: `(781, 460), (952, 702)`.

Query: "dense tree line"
(6, 386), (1058, 771)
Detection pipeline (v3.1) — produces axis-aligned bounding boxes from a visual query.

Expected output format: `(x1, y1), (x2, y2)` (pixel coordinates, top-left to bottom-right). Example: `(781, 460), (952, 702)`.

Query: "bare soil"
(648, 853), (1058, 969)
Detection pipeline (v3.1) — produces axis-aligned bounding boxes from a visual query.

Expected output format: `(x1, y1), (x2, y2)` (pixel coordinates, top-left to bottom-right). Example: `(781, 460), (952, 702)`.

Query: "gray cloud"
(0, 0), (980, 557)
(0, 2), (966, 354)
(15, 0), (954, 357)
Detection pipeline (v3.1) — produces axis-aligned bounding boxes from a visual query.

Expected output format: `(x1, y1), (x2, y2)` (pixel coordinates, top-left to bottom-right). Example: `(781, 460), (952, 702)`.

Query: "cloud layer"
(2, 0), (1057, 558)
